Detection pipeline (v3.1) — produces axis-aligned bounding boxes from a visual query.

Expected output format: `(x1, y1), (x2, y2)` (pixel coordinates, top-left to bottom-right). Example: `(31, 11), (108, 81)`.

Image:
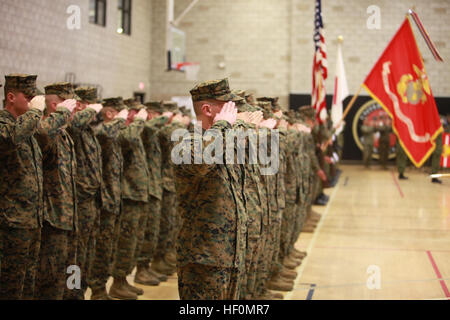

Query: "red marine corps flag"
(363, 17), (443, 167)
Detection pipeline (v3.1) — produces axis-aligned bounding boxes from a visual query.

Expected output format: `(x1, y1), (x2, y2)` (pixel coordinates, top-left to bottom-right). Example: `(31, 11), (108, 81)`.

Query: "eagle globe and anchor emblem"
(353, 64), (432, 160)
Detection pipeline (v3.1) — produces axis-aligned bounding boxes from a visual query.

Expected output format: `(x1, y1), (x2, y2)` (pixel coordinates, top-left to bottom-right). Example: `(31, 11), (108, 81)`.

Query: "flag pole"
(321, 85), (364, 151)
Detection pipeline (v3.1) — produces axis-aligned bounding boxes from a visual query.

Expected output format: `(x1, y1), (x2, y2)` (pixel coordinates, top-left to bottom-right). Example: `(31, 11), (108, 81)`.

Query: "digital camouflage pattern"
(35, 106), (76, 231)
(68, 108), (103, 202)
(0, 108), (44, 229)
(44, 82), (81, 101)
(103, 97), (127, 112)
(137, 196), (162, 267)
(0, 225), (41, 300)
(178, 264), (241, 300)
(145, 101), (163, 113)
(4, 74), (39, 97)
(174, 120), (247, 269)
(34, 223), (69, 300)
(120, 119), (150, 203)
(75, 87), (98, 104)
(90, 118), (126, 292)
(378, 125), (392, 169)
(95, 119), (126, 215)
(190, 78), (243, 103)
(361, 125), (375, 167)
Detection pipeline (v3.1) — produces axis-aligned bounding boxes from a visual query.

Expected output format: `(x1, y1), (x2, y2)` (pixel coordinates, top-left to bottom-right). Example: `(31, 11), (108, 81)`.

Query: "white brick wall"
(1, 0), (449, 108)
(291, 0), (450, 98)
(0, 0), (152, 102)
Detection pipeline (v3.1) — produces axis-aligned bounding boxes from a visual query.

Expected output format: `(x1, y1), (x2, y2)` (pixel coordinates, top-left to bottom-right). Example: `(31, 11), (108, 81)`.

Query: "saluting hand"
(135, 109), (148, 120)
(214, 101), (237, 126)
(88, 103), (103, 114)
(115, 109), (129, 120)
(29, 95), (46, 112)
(57, 99), (78, 113)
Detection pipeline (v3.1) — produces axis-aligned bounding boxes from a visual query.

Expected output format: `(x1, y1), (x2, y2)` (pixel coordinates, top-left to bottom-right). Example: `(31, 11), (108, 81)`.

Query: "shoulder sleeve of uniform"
(70, 108), (96, 131)
(0, 109), (43, 154)
(38, 107), (71, 136)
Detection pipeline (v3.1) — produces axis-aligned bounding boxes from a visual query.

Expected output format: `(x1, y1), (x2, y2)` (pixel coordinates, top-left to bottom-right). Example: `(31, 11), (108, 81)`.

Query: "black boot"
(398, 173), (408, 180)
(432, 178), (442, 184)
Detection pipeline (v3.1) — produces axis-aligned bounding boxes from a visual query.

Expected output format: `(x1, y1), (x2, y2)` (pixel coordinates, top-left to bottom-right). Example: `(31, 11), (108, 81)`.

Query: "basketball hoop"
(176, 62), (201, 81)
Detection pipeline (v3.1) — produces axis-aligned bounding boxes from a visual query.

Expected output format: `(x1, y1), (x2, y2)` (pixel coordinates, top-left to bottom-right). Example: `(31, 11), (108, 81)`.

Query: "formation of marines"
(0, 74), (341, 300)
(361, 112), (446, 184)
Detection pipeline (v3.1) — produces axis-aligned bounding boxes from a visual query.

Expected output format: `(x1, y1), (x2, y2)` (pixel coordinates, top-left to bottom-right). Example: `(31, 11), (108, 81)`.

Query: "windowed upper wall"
(88, 0), (132, 36)
(117, 0), (132, 35)
(89, 0), (107, 27)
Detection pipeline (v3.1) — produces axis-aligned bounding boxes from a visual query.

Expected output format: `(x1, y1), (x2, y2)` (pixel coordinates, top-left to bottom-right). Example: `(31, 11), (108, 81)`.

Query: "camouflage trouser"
(64, 195), (101, 299)
(240, 206), (264, 300)
(112, 199), (146, 278)
(63, 230), (78, 300)
(254, 224), (270, 296)
(34, 222), (69, 300)
(137, 196), (162, 267)
(155, 190), (177, 259)
(379, 141), (390, 168)
(431, 134), (443, 174)
(0, 225), (41, 300)
(132, 202), (150, 274)
(280, 202), (296, 261)
(269, 210), (283, 278)
(178, 264), (242, 300)
(89, 209), (121, 291)
(363, 143), (374, 167)
(396, 141), (409, 175)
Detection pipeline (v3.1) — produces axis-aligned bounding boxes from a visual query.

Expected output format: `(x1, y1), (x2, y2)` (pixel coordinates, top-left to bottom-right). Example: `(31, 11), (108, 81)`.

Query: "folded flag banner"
(363, 17), (443, 167)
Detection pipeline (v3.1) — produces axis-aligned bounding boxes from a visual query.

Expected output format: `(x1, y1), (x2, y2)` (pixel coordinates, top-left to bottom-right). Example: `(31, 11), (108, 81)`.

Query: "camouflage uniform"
(378, 125), (392, 169)
(50, 86), (102, 300)
(0, 75), (43, 300)
(89, 98), (126, 295)
(112, 112), (149, 278)
(280, 128), (300, 265)
(35, 83), (78, 300)
(175, 79), (247, 300)
(431, 133), (443, 175)
(361, 125), (375, 167)
(396, 140), (409, 176)
(137, 107), (170, 268)
(233, 115), (267, 300)
(154, 102), (187, 266)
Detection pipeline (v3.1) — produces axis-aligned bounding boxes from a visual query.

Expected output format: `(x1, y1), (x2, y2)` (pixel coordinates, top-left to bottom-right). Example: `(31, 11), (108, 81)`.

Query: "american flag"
(312, 0), (328, 123)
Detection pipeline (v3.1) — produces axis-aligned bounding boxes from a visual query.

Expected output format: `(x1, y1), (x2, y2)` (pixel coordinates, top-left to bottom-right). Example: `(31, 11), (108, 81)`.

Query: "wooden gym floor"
(86, 164), (450, 300)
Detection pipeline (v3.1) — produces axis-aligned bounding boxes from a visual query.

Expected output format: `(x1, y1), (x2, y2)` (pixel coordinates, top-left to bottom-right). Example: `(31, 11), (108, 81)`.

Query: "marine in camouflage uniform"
(431, 132), (443, 183)
(34, 83), (78, 300)
(377, 117), (392, 170)
(233, 99), (267, 300)
(135, 101), (169, 283)
(253, 101), (284, 298)
(57, 86), (103, 300)
(126, 99), (171, 286)
(361, 120), (375, 168)
(88, 97), (126, 300)
(0, 75), (43, 300)
(152, 102), (184, 276)
(174, 79), (247, 300)
(110, 101), (150, 300)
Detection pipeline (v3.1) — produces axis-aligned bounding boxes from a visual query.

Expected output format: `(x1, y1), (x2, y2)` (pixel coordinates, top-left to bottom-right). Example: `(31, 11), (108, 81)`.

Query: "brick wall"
(0, 0), (152, 102)
(1, 0), (449, 109)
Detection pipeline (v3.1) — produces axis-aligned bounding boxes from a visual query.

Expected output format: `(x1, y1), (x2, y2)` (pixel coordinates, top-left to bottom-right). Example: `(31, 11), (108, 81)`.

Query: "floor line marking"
(426, 251), (450, 299)
(306, 284), (316, 300)
(343, 177), (349, 186)
(391, 170), (405, 198)
(295, 245), (450, 253)
(285, 182), (341, 300)
(291, 276), (450, 292)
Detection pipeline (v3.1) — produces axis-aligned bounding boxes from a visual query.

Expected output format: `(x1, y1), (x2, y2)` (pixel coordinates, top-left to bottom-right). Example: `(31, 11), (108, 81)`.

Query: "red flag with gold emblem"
(363, 18), (443, 167)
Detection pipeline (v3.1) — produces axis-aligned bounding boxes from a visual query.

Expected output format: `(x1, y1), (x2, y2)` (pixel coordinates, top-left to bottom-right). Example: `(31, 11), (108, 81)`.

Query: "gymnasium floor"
(87, 164), (450, 300)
